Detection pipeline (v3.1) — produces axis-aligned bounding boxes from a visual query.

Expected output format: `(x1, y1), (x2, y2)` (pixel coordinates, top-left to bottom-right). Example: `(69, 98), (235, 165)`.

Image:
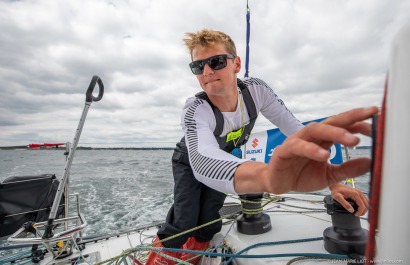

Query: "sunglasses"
(189, 54), (235, 75)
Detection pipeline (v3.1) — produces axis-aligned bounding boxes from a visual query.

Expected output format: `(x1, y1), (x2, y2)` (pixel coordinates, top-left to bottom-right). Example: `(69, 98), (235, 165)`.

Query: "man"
(146, 29), (374, 265)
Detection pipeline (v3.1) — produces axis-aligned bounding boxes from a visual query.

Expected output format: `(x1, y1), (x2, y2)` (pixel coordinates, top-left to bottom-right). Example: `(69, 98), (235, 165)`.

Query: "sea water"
(0, 148), (371, 251)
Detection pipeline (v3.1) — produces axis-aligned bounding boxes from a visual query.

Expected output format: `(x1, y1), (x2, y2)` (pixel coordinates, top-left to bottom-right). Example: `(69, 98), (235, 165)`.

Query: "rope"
(0, 250), (32, 265)
(94, 194), (336, 265)
(286, 256), (345, 265)
(275, 203), (331, 223)
(274, 202), (325, 211)
(98, 244), (348, 263)
(96, 196), (283, 264)
(155, 210), (242, 246)
(4, 194), (332, 265)
(142, 249), (192, 265)
(238, 194), (282, 215)
(3, 194), (333, 264)
(223, 237), (324, 264)
(1, 204), (65, 218)
(265, 210), (325, 214)
(281, 196), (324, 204)
(94, 208), (243, 265)
(238, 195), (327, 218)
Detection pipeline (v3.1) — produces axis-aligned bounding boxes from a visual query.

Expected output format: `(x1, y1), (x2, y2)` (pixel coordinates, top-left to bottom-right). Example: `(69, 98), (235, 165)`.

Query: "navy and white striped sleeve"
(181, 97), (247, 194)
(243, 77), (304, 136)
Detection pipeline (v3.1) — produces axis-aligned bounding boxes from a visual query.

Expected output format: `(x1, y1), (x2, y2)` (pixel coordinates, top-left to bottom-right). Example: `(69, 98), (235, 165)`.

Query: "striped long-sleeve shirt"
(181, 77), (303, 194)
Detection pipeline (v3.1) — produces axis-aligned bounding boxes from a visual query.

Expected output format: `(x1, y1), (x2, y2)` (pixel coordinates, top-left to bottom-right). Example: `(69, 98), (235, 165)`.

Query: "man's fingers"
(334, 158), (372, 180)
(355, 193), (369, 216)
(295, 122), (361, 147)
(278, 106), (378, 162)
(346, 122), (373, 137)
(275, 137), (330, 162)
(333, 192), (367, 216)
(323, 106), (378, 128)
(278, 122), (367, 161)
(332, 193), (354, 213)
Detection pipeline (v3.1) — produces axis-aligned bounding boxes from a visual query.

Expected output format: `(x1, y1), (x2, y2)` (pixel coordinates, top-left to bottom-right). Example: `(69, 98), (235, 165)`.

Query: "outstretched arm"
(233, 106), (378, 195)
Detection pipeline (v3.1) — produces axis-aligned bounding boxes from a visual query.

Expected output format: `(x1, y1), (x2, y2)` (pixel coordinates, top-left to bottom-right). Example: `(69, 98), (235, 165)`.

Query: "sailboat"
(1, 12), (409, 265)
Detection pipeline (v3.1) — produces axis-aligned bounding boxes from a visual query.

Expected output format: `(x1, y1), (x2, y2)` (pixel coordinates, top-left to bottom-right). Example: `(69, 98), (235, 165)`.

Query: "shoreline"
(0, 146), (371, 151)
(0, 146), (175, 151)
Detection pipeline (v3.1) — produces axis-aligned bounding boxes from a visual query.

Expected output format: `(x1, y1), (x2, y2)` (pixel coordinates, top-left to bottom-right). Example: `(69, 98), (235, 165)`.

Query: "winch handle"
(86, 75), (104, 102)
(43, 75), (104, 240)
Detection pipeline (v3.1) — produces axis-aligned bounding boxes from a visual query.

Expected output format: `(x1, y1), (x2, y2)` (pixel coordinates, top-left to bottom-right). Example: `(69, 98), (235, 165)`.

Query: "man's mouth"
(205, 79), (219, 85)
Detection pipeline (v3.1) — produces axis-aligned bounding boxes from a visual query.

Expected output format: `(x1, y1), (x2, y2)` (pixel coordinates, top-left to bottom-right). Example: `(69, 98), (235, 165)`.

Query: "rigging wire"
(244, 0), (251, 78)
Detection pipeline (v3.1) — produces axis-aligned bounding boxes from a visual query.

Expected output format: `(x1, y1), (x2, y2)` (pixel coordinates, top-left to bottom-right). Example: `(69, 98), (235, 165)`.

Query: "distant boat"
(28, 143), (65, 149)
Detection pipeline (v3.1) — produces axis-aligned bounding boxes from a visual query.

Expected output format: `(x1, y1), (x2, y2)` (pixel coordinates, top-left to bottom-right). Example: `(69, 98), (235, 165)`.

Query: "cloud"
(0, 0), (409, 147)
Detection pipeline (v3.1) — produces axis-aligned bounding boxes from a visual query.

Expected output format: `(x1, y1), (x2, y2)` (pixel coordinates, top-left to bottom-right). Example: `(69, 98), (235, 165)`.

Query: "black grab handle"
(86, 75), (104, 102)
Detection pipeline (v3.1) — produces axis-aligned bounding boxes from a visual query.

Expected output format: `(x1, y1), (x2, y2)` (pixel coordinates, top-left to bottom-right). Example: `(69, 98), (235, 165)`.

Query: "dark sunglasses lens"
(189, 61), (204, 75)
(208, 56), (227, 70)
(189, 55), (231, 75)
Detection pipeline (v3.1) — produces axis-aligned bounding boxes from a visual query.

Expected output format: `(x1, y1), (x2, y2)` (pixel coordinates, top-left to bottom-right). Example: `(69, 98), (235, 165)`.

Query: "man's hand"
(263, 106), (378, 194)
(330, 183), (369, 216)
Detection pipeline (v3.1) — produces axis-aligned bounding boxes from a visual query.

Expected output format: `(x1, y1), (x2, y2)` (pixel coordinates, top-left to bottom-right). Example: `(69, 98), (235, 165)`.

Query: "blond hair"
(183, 29), (237, 59)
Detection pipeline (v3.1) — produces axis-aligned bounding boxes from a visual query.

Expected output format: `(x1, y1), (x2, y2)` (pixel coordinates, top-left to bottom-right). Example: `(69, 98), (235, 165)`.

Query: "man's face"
(191, 43), (240, 97)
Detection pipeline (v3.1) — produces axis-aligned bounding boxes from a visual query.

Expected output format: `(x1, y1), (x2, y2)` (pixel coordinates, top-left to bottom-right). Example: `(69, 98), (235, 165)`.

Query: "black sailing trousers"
(156, 141), (226, 248)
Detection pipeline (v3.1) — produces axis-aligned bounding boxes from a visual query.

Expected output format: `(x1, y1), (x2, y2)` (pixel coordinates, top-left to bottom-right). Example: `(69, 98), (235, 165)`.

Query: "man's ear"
(234, 56), (241, 74)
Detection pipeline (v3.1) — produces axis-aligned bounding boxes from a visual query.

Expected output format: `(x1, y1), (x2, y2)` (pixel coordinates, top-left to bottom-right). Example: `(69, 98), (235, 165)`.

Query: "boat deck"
(3, 193), (368, 265)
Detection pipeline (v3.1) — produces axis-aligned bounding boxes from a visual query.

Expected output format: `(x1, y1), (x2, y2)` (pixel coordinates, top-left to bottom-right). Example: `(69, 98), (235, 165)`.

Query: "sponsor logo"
(246, 149), (263, 154)
(252, 138), (259, 148)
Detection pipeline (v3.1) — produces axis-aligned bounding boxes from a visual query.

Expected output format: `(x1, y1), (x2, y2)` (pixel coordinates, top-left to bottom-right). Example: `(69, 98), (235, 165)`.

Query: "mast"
(244, 0), (251, 78)
(376, 22), (410, 263)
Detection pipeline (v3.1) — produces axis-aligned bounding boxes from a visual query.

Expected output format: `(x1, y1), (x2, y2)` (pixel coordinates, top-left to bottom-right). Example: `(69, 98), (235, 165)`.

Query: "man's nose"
(202, 63), (214, 76)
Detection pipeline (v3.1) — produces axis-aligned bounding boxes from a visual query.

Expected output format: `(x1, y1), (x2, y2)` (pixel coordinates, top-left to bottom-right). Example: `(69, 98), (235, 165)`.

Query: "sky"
(1, 0), (409, 148)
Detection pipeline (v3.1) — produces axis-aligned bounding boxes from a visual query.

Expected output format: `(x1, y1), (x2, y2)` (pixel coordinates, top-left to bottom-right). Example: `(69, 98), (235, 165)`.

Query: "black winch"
(323, 195), (368, 260)
(236, 193), (271, 235)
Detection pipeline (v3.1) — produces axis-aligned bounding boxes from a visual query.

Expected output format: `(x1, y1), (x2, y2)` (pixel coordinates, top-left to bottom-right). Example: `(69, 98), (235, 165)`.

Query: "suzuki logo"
(252, 138), (259, 148)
